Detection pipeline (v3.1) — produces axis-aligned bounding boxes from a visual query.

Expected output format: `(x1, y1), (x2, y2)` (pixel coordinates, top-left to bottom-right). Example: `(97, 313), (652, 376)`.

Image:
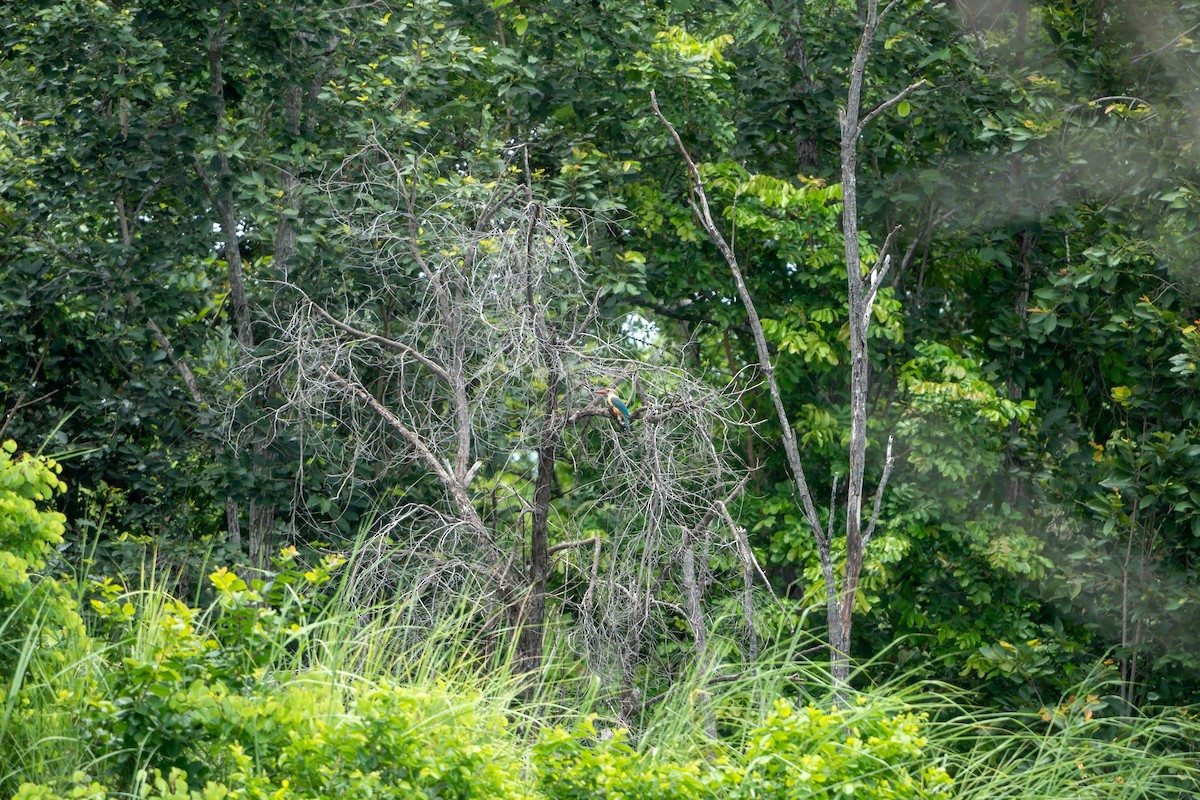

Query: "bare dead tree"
(249, 137), (753, 704)
(652, 0), (924, 687)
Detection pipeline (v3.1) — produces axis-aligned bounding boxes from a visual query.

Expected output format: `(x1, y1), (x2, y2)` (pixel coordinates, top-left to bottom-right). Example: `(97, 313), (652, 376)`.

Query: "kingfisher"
(595, 388), (631, 432)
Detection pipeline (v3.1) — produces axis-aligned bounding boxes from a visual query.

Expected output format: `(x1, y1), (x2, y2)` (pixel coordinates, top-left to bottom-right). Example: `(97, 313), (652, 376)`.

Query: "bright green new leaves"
(535, 719), (725, 799)
(0, 441), (66, 582)
(204, 681), (536, 800)
(743, 699), (953, 800)
(0, 442), (82, 685)
(13, 769), (230, 800)
(60, 556), (348, 782)
(900, 343), (1032, 428)
(534, 699), (953, 800)
(0, 443), (86, 790)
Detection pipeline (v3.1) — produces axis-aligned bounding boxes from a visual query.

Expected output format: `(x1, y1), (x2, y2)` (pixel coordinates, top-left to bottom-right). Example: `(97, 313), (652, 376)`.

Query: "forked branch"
(859, 79), (928, 132)
(297, 288), (453, 384)
(650, 90), (827, 550)
(861, 435), (895, 550)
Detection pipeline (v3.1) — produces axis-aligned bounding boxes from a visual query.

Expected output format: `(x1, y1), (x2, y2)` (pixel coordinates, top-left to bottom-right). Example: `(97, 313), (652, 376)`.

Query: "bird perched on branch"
(595, 387), (630, 432)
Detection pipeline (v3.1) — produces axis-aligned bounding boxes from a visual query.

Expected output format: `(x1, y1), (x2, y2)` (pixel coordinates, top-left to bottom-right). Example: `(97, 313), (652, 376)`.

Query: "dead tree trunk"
(274, 149), (748, 718)
(514, 203), (560, 684)
(652, 0), (919, 688)
(813, 0), (917, 686)
(514, 386), (557, 682)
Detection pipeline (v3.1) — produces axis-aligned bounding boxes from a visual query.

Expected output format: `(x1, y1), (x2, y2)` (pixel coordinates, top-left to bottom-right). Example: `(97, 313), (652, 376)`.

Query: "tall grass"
(2, 552), (1197, 800)
(0, 593), (95, 790)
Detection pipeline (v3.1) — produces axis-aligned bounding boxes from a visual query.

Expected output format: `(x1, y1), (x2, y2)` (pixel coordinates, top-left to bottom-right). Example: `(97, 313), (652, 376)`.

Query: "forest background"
(3, 0), (1200, 797)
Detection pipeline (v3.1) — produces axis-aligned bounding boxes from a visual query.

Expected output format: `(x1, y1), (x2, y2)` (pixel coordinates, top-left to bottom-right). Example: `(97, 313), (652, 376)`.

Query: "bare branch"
(258, 145), (753, 705)
(863, 225), (901, 327)
(297, 289), (453, 384)
(859, 78), (927, 132)
(1130, 23), (1200, 63)
(1064, 95), (1156, 114)
(321, 366), (454, 485)
(0, 347), (50, 440)
(147, 318), (206, 407)
(0, 390), (56, 440)
(692, 474), (751, 541)
(893, 205), (954, 291)
(548, 537), (600, 556)
(720, 500), (795, 634)
(878, 0), (905, 23)
(861, 434), (895, 550)
(864, 253), (892, 329)
(130, 175), (173, 224)
(651, 89), (826, 542)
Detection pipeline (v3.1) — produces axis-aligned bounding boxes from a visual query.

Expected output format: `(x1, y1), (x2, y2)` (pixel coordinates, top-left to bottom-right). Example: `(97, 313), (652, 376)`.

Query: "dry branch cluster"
(247, 137), (758, 717)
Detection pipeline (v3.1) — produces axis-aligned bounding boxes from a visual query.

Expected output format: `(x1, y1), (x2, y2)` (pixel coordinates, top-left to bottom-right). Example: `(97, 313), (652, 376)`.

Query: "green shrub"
(534, 717), (733, 799)
(3, 459), (1191, 800)
(0, 441), (91, 792)
(72, 553), (347, 780)
(12, 768), (228, 800)
(58, 559), (538, 798)
(0, 440), (83, 681)
(532, 700), (954, 800)
(18, 678), (538, 800)
(225, 680), (537, 800)
(739, 698), (954, 800)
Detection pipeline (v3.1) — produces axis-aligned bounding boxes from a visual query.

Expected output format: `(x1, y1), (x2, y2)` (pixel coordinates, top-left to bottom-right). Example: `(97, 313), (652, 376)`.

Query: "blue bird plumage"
(595, 388), (630, 431)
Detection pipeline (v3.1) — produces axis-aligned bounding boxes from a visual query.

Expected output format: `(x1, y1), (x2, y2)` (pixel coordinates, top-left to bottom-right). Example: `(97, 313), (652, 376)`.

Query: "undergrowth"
(2, 445), (1198, 799)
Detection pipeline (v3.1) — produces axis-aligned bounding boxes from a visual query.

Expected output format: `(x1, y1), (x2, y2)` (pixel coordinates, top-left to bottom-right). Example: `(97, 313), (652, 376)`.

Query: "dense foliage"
(3, 0), (1200, 790)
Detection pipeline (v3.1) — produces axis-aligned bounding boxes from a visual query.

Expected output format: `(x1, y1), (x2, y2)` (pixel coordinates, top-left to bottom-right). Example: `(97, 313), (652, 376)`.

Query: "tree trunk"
(248, 499), (275, 571)
(830, 0), (907, 687)
(513, 199), (560, 687)
(206, 18), (254, 355)
(514, 366), (559, 684)
(827, 604), (850, 684)
(765, 0), (820, 168)
(682, 519), (716, 737)
(1003, 230), (1034, 508)
(832, 0), (873, 688)
(204, 14), (269, 561)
